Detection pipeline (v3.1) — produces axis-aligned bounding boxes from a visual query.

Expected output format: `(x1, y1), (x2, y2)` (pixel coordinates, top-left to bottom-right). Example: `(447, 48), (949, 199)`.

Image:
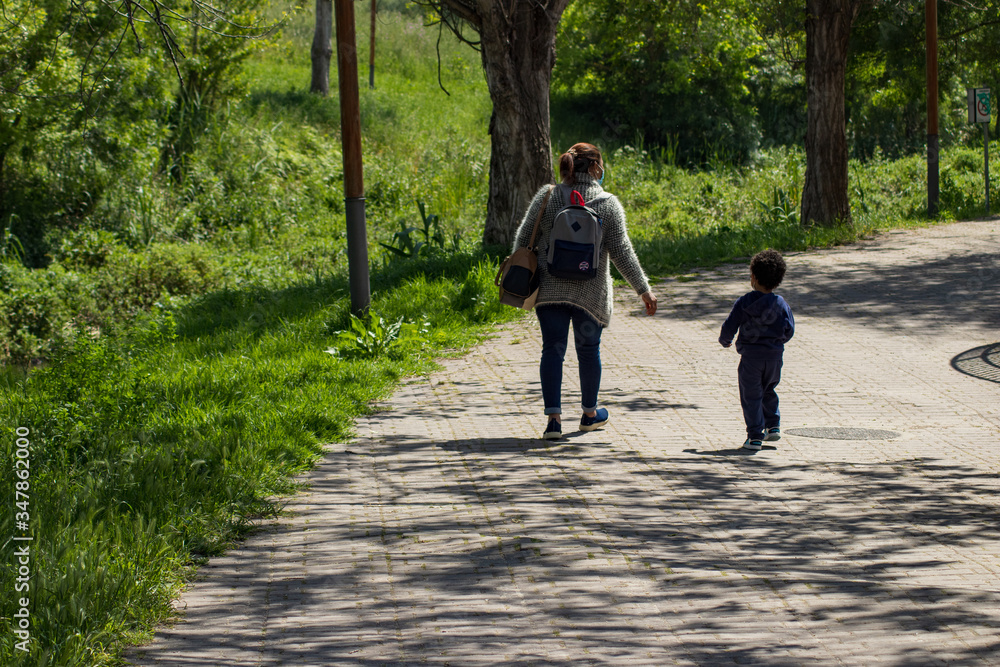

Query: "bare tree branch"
(435, 22), (451, 95)
(414, 0), (481, 44)
(435, 0), (481, 28)
(941, 17), (1000, 42)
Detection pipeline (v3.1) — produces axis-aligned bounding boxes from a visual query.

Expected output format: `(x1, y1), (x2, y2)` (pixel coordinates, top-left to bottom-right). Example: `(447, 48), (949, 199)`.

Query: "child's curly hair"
(750, 249), (786, 290)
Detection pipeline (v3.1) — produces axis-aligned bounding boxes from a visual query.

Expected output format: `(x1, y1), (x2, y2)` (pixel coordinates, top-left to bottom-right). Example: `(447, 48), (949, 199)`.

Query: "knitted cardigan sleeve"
(600, 194), (651, 297)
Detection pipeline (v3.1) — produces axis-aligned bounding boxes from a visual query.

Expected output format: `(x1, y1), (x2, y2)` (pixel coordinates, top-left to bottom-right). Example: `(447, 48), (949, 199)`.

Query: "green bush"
(95, 244), (227, 317)
(0, 262), (98, 363)
(53, 228), (123, 269)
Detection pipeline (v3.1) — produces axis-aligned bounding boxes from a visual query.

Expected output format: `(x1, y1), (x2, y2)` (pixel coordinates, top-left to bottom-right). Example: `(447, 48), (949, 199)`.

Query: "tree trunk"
(369, 0), (377, 89)
(801, 0), (859, 226)
(311, 0), (334, 95)
(479, 0), (570, 247)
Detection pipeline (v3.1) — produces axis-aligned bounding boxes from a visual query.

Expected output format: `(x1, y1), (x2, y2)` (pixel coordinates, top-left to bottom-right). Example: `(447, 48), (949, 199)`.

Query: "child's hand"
(720, 341), (732, 348)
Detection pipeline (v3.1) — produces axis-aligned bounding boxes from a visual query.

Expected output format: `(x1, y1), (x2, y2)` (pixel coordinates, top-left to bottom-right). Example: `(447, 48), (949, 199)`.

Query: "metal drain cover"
(785, 427), (901, 440)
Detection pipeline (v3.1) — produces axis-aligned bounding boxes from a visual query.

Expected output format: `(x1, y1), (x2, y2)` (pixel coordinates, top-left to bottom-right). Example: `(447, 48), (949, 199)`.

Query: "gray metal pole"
(345, 196), (370, 313)
(928, 135), (939, 218)
(986, 122), (991, 216)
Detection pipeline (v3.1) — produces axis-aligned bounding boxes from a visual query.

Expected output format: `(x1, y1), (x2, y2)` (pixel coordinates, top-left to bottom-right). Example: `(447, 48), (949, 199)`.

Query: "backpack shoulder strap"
(527, 185), (555, 249)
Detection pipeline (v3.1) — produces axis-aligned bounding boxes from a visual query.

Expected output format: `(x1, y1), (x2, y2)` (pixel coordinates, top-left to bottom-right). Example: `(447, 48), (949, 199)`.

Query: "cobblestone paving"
(132, 220), (1000, 666)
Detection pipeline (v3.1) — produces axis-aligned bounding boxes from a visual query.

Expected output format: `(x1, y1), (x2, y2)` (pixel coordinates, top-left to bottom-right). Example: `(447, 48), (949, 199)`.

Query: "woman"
(512, 142), (657, 440)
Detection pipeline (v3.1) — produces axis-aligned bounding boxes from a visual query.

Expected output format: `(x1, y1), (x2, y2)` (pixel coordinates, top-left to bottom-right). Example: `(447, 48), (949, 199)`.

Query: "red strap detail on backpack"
(570, 189), (585, 206)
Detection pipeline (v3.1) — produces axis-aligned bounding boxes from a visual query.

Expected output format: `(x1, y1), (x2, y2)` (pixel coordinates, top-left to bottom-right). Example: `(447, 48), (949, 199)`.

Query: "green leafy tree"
(0, 2), (78, 209)
(0, 1), (274, 263)
(846, 0), (1000, 159)
(802, 0), (1000, 224)
(160, 0), (277, 181)
(954, 3), (1000, 139)
(555, 0), (763, 164)
(0, 1), (158, 263)
(749, 0), (807, 149)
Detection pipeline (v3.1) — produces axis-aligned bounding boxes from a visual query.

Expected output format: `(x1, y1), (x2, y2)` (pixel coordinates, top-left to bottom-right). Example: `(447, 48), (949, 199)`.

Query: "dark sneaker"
(579, 408), (609, 432)
(764, 427), (781, 442)
(542, 418), (563, 440)
(742, 438), (763, 451)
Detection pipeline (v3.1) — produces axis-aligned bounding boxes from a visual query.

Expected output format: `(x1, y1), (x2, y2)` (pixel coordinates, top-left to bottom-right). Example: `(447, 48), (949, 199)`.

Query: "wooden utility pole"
(334, 0), (370, 315)
(926, 0), (939, 217)
(369, 0), (377, 89)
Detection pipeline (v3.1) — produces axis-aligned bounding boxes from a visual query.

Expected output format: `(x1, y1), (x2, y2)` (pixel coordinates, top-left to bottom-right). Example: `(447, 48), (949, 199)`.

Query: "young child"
(719, 249), (795, 451)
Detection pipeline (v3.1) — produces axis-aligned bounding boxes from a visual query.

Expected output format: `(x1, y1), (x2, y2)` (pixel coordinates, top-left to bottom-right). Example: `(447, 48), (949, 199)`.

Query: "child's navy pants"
(738, 356), (783, 440)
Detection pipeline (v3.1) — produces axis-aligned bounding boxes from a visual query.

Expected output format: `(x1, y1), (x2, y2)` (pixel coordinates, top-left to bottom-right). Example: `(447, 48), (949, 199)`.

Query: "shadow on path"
(952, 342), (1000, 384)
(662, 245), (1000, 334)
(132, 432), (1000, 665)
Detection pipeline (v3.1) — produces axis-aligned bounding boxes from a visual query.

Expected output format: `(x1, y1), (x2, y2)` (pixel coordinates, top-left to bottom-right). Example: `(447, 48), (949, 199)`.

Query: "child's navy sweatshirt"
(719, 291), (795, 359)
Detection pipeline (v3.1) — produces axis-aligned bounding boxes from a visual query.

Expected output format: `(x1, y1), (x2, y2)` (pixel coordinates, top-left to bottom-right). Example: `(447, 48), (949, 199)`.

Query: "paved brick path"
(131, 220), (1000, 666)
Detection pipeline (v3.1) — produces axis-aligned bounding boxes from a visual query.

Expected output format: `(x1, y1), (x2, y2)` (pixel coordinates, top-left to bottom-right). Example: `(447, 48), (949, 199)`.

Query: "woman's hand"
(641, 291), (657, 316)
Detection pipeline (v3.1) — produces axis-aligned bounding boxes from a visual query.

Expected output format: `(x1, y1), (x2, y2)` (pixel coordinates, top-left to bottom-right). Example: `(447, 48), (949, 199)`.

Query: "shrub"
(95, 243), (227, 318)
(0, 262), (98, 363)
(53, 228), (123, 269)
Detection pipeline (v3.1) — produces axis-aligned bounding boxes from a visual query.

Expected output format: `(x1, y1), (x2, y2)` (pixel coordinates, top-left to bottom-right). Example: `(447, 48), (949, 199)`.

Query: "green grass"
(0, 249), (520, 666)
(2, 7), (999, 666)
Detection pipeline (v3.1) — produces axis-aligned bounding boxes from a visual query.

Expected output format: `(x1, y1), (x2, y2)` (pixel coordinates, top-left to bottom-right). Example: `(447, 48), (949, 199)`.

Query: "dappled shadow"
(600, 388), (700, 412)
(131, 224), (1000, 665)
(952, 343), (1000, 384)
(133, 428), (1000, 665)
(435, 435), (592, 453)
(659, 240), (1000, 335)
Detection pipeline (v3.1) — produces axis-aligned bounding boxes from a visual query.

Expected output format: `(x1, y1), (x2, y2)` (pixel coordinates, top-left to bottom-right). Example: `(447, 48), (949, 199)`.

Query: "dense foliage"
(555, 0), (762, 164)
(848, 0), (1000, 159)
(554, 0), (1000, 164)
(0, 0), (273, 267)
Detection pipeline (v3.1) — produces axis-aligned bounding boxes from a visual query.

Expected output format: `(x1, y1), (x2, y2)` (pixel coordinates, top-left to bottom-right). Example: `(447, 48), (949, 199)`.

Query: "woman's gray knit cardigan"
(512, 172), (650, 327)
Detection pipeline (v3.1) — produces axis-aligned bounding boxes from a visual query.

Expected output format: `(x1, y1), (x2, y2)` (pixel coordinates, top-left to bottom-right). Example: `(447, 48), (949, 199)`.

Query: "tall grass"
(605, 142), (993, 277)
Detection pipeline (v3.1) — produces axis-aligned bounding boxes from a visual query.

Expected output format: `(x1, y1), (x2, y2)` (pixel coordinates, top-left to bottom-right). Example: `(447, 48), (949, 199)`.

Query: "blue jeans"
(536, 305), (603, 415)
(738, 356), (783, 440)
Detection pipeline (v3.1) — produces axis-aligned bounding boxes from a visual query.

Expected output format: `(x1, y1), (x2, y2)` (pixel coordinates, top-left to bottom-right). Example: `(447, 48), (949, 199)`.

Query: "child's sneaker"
(764, 427), (781, 442)
(742, 438), (763, 451)
(542, 418), (563, 440)
(579, 408), (609, 432)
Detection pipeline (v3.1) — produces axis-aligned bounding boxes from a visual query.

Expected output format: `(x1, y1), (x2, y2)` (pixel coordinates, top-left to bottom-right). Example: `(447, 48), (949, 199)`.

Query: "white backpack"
(546, 184), (611, 280)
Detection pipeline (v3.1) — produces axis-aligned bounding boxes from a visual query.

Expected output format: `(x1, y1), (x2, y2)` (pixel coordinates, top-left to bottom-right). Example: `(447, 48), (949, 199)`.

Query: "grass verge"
(0, 249), (519, 666)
